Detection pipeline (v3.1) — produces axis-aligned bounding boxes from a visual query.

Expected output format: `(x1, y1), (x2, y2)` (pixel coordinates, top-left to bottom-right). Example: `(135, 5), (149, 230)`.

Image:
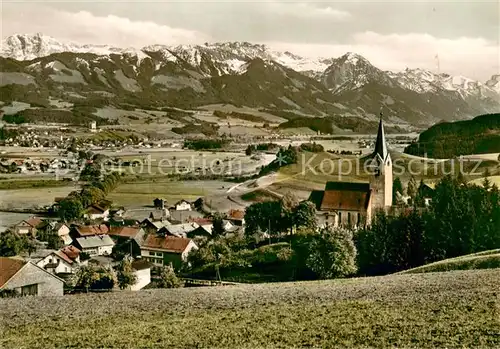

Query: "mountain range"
(1, 33), (499, 128)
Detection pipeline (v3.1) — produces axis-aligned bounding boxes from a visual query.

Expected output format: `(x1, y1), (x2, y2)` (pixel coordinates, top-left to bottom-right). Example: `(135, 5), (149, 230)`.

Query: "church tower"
(369, 116), (393, 210)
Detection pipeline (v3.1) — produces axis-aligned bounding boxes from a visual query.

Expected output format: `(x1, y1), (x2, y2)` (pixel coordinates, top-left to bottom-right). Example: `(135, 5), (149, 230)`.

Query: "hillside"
(399, 249), (500, 274)
(1, 34), (499, 129)
(1, 269), (499, 348)
(404, 113), (500, 158)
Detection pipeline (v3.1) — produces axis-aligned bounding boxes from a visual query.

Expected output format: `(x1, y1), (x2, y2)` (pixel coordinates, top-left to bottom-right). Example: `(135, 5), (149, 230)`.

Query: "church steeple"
(369, 112), (393, 209)
(373, 113), (390, 163)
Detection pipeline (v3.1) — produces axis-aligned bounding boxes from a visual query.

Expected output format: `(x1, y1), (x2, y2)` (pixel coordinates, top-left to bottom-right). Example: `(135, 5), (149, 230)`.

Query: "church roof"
(373, 117), (390, 162)
(310, 182), (372, 211)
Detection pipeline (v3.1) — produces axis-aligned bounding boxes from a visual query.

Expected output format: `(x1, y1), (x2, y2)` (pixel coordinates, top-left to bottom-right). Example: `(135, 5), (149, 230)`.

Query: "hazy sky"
(2, 0), (499, 80)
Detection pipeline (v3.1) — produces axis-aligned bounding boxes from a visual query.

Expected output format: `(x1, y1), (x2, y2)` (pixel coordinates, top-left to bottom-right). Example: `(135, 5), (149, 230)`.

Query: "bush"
(183, 139), (227, 150)
(157, 265), (182, 288)
(74, 265), (116, 292)
(116, 259), (138, 290)
(299, 142), (324, 153)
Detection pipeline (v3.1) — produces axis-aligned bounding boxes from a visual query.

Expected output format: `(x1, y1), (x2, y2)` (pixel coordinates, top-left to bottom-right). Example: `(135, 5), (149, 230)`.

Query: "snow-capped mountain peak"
(1, 33), (499, 104)
(1, 33), (127, 60)
(340, 52), (370, 65)
(486, 74), (500, 94)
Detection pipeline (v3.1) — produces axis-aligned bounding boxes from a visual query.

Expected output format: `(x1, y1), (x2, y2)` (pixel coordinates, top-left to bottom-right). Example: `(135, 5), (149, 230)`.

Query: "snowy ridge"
(1, 33), (499, 101)
(389, 68), (499, 99)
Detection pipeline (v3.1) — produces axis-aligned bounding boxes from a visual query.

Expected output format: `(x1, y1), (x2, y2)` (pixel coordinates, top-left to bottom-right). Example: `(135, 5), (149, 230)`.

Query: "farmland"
(109, 179), (231, 207)
(1, 269), (499, 348)
(0, 186), (76, 209)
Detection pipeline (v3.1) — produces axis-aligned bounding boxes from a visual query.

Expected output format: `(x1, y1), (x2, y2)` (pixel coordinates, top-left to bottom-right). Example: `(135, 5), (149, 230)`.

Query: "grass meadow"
(1, 269), (499, 348)
(400, 249), (500, 274)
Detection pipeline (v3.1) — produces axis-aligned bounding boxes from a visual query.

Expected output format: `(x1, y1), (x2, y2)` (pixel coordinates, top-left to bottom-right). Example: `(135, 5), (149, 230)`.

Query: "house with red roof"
(36, 246), (83, 275)
(0, 257), (64, 296)
(227, 209), (245, 226)
(14, 217), (44, 235)
(140, 235), (197, 269)
(108, 226), (145, 257)
(72, 224), (109, 239)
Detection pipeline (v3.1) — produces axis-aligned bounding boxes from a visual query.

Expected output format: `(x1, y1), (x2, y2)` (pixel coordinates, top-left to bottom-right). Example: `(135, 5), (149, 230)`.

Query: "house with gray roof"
(74, 235), (115, 257)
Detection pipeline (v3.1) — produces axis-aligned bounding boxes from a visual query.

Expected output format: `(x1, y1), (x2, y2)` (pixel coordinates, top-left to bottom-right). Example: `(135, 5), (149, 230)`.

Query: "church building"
(309, 117), (393, 228)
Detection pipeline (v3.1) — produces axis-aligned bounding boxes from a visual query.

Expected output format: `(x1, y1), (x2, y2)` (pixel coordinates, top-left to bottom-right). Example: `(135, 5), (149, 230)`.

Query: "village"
(0, 119), (438, 296)
(0, 194), (247, 295)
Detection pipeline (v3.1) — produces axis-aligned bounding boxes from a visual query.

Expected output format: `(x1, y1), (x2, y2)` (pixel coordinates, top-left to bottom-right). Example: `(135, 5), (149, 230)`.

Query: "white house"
(36, 249), (79, 275)
(130, 259), (152, 291)
(84, 204), (110, 221)
(173, 200), (192, 211)
(74, 235), (114, 256)
(54, 223), (72, 245)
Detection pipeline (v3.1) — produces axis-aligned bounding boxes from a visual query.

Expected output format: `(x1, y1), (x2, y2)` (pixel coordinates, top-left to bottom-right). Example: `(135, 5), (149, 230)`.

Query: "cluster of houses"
(1, 198), (246, 297)
(0, 156), (80, 174)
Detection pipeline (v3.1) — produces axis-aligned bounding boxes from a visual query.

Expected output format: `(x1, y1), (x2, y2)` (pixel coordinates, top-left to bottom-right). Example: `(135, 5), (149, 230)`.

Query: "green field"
(399, 249), (500, 274)
(1, 269), (499, 348)
(271, 151), (500, 193)
(0, 186), (77, 209)
(109, 179), (231, 207)
(0, 179), (72, 190)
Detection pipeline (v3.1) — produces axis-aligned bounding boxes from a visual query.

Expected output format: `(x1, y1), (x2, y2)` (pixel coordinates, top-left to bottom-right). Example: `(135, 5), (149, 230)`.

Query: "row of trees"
(58, 156), (121, 221)
(58, 174), (120, 221)
(244, 193), (317, 239)
(357, 175), (500, 275)
(245, 143), (279, 156)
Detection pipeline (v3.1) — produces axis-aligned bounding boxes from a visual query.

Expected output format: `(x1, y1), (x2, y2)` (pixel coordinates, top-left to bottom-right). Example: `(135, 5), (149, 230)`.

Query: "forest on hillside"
(404, 113), (500, 158)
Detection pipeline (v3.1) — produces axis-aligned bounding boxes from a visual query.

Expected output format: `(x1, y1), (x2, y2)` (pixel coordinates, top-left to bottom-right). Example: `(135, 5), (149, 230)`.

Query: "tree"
(407, 176), (418, 202)
(292, 200), (317, 230)
(414, 179), (427, 207)
(0, 231), (35, 256)
(74, 265), (115, 292)
(244, 201), (284, 239)
(281, 191), (298, 233)
(304, 227), (357, 279)
(393, 177), (403, 204)
(482, 168), (491, 190)
(245, 145), (255, 156)
(157, 265), (182, 288)
(58, 198), (84, 222)
(116, 259), (138, 290)
(47, 232), (63, 250)
(212, 212), (225, 238)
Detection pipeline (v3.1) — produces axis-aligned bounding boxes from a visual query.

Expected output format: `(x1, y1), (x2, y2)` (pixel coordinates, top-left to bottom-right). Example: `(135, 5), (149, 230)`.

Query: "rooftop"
(74, 224), (109, 236)
(141, 235), (192, 254)
(310, 182), (372, 211)
(76, 235), (115, 249)
(0, 257), (26, 288)
(109, 226), (142, 239)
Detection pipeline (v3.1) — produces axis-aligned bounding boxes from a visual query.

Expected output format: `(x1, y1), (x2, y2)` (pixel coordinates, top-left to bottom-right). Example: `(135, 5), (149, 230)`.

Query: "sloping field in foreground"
(399, 249), (500, 274)
(1, 269), (499, 348)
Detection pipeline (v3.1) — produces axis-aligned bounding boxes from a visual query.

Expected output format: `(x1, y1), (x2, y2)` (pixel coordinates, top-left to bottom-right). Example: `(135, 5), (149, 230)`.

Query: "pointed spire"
(373, 112), (389, 161)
